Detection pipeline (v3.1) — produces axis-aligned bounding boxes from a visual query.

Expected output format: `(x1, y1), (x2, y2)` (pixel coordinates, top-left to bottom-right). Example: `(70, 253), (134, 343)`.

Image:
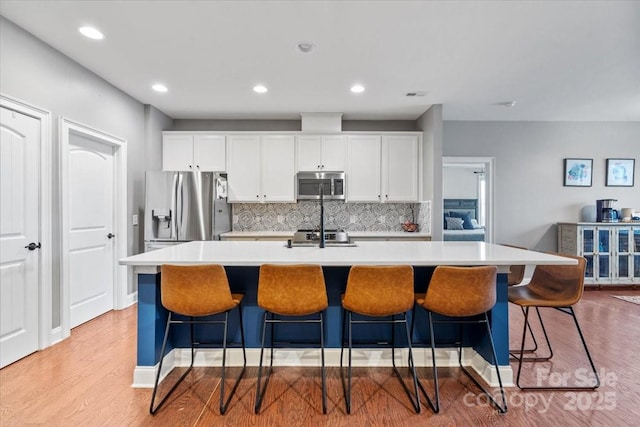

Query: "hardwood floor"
(2, 290), (639, 426)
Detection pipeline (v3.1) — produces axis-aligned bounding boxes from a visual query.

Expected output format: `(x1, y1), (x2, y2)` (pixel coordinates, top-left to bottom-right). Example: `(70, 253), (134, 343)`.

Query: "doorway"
(60, 118), (127, 335)
(0, 95), (52, 367)
(442, 157), (495, 243)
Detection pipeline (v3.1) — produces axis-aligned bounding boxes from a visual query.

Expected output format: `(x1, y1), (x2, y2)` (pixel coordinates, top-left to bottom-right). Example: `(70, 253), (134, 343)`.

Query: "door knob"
(107, 233), (115, 239)
(25, 242), (41, 250)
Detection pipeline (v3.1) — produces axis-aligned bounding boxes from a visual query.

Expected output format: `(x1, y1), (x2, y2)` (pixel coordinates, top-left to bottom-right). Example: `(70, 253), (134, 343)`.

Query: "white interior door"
(68, 133), (115, 328)
(0, 106), (40, 367)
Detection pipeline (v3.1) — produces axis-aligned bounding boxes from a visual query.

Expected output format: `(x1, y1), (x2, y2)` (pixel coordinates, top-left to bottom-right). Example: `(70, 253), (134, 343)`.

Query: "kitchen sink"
(285, 242), (358, 248)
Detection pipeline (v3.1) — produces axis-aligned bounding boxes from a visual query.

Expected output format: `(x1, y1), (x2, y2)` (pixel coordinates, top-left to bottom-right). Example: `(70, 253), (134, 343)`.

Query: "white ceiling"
(1, 1), (639, 121)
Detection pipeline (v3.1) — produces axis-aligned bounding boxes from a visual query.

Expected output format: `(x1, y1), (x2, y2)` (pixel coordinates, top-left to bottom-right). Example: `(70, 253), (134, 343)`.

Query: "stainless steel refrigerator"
(144, 171), (231, 252)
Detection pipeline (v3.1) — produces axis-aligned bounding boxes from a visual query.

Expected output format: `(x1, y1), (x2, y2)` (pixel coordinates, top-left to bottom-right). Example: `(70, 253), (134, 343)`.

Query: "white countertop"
(120, 240), (575, 268)
(558, 222), (640, 226)
(220, 231), (431, 238)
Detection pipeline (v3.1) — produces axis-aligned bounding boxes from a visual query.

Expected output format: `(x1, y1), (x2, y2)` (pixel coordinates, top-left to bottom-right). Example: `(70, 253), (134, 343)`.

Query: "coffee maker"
(596, 199), (618, 222)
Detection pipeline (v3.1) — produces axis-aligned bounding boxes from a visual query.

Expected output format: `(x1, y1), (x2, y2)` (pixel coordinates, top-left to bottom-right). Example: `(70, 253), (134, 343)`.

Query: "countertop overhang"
(220, 231), (432, 238)
(120, 240), (575, 268)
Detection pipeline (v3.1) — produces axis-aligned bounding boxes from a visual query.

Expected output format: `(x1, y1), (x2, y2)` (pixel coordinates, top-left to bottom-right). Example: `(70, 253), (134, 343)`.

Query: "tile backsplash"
(232, 200), (431, 233)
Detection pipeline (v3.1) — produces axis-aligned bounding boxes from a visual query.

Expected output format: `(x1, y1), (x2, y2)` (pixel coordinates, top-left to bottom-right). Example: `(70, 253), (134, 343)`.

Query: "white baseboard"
(121, 291), (137, 309)
(49, 326), (63, 346)
(133, 347), (513, 388)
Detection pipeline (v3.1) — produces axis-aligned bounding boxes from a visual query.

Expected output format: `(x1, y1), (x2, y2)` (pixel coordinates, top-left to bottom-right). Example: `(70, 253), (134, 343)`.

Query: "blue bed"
(443, 199), (486, 242)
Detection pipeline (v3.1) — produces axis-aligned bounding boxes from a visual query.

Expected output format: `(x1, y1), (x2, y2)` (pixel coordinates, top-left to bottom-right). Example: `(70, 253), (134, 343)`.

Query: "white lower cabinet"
(558, 223), (640, 285)
(227, 135), (295, 202)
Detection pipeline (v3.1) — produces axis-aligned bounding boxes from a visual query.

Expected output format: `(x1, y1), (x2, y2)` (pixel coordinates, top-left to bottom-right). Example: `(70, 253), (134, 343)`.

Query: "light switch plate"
(132, 214), (139, 226)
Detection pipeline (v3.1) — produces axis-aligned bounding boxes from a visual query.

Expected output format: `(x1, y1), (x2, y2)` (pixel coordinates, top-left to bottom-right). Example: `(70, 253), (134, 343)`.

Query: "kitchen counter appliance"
(144, 171), (231, 251)
(596, 199), (618, 223)
(292, 229), (350, 244)
(297, 171), (345, 200)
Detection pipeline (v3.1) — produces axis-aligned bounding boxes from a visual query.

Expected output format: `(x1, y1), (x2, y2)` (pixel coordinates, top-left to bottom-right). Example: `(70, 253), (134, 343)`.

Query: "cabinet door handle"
(321, 164), (325, 168)
(196, 165), (200, 169)
(189, 165), (192, 169)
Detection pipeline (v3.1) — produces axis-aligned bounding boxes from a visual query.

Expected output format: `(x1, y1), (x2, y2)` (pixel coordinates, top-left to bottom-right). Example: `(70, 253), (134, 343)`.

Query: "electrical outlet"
(132, 214), (139, 226)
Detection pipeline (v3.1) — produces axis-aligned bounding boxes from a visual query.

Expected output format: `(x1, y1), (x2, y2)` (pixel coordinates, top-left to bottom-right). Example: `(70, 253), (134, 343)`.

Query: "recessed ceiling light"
(296, 42), (315, 53)
(78, 26), (104, 40)
(152, 84), (168, 93)
(253, 85), (268, 94)
(350, 84), (365, 94)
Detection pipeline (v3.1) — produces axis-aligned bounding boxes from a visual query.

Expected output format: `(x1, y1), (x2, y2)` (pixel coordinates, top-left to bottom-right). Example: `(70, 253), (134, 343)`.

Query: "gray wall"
(443, 121), (640, 251)
(444, 166), (478, 199)
(416, 105), (444, 240)
(0, 17), (170, 324)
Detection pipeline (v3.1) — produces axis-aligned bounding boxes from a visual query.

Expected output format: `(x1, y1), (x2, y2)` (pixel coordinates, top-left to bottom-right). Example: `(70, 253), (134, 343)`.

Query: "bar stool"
(501, 244), (540, 356)
(341, 265), (421, 414)
(255, 264), (328, 414)
(509, 255), (600, 390)
(413, 265), (507, 414)
(150, 264), (246, 415)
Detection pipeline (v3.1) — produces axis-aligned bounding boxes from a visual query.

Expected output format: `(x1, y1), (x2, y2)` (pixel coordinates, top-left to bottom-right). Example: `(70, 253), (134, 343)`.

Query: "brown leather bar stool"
(150, 264), (246, 415)
(414, 265), (507, 414)
(501, 244), (540, 355)
(341, 265), (421, 414)
(509, 255), (600, 390)
(255, 264), (328, 414)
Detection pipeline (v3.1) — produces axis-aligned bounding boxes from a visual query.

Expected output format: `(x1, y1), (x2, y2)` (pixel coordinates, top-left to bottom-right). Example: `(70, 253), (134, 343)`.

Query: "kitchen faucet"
(319, 184), (325, 248)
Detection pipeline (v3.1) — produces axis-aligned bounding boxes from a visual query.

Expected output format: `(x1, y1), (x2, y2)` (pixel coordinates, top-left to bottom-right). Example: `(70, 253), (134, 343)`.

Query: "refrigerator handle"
(172, 173), (180, 240)
(177, 173), (185, 240)
(192, 171), (206, 240)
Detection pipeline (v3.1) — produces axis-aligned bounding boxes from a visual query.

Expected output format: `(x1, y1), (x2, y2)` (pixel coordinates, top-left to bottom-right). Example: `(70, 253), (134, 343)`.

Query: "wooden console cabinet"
(558, 222), (640, 286)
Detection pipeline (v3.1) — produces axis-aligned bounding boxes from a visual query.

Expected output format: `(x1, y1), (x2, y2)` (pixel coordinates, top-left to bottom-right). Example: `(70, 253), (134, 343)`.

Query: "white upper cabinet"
(347, 135), (382, 202)
(227, 135), (295, 202)
(297, 135), (346, 171)
(347, 134), (419, 202)
(227, 135), (261, 202)
(162, 134), (226, 171)
(383, 135), (419, 202)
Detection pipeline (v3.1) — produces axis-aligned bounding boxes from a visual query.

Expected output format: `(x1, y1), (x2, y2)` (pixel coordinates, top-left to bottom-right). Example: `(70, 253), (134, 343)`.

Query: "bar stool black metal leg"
(150, 313), (195, 415)
(424, 311), (440, 413)
(347, 311), (353, 414)
(320, 311), (327, 414)
(219, 304), (247, 414)
(484, 313), (507, 413)
(517, 306), (600, 390)
(255, 311), (271, 414)
(402, 313), (421, 413)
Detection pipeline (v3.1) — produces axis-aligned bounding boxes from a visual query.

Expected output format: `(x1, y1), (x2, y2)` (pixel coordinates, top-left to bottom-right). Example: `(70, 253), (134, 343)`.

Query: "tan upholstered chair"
(341, 265), (420, 414)
(509, 255), (600, 390)
(414, 265), (507, 414)
(150, 264), (246, 415)
(255, 264), (328, 414)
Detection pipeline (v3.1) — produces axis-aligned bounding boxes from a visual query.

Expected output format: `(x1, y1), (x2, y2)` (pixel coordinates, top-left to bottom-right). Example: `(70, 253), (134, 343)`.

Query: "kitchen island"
(120, 240), (575, 387)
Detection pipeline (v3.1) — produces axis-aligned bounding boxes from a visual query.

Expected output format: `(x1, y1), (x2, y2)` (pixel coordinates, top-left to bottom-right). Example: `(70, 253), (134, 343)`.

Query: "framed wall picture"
(564, 158), (593, 187)
(606, 158), (635, 187)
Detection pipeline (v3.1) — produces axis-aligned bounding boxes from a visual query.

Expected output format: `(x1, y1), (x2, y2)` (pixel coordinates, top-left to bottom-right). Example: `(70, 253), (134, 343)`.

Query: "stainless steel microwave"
(297, 171), (345, 200)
